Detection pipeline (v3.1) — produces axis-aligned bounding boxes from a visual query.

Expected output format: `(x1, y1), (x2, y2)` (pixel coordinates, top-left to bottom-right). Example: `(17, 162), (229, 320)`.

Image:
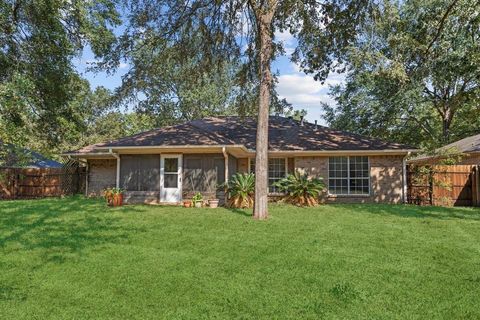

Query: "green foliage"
(222, 173), (255, 208)
(192, 192), (203, 204)
(0, 0), (120, 163)
(274, 172), (326, 206)
(102, 187), (124, 200)
(322, 0), (480, 149)
(101, 0), (372, 120)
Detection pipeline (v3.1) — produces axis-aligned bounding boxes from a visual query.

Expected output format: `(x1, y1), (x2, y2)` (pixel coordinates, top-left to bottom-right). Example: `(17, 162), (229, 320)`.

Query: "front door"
(160, 155), (182, 203)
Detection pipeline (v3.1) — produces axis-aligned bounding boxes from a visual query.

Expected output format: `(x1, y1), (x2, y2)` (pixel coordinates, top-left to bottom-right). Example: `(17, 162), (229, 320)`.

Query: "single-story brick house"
(409, 133), (480, 165)
(63, 116), (417, 204)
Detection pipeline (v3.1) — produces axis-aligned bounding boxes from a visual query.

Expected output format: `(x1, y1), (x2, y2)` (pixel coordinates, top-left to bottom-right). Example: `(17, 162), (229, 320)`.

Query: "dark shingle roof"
(68, 116), (415, 154)
(1, 143), (63, 168)
(438, 133), (480, 153)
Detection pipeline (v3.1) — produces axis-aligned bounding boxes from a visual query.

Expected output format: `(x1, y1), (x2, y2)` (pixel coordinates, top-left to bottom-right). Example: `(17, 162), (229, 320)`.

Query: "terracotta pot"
(105, 191), (114, 206)
(208, 199), (219, 208)
(183, 201), (192, 208)
(112, 194), (123, 207)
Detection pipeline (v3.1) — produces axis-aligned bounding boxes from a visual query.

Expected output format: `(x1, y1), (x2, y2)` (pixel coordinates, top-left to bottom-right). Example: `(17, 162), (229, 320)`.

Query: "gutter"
(402, 151), (411, 204)
(109, 148), (120, 189)
(64, 146), (418, 158)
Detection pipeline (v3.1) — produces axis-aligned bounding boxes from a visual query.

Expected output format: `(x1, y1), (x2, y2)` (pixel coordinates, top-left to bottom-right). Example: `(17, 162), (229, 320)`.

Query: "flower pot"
(183, 201), (192, 208)
(112, 194), (123, 207)
(208, 199), (219, 208)
(194, 201), (202, 208)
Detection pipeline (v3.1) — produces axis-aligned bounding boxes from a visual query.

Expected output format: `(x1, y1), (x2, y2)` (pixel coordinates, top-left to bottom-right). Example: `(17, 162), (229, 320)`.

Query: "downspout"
(222, 147), (229, 184)
(402, 151), (411, 204)
(109, 148), (120, 189)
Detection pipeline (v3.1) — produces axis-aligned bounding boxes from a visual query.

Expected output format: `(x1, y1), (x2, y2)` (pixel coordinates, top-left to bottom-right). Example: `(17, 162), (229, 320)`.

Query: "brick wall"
(87, 159), (116, 196)
(295, 155), (404, 204)
(237, 158), (249, 173)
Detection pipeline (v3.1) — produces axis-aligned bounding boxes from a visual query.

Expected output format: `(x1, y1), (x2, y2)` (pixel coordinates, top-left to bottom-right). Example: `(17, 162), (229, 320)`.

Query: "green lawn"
(1, 197), (479, 319)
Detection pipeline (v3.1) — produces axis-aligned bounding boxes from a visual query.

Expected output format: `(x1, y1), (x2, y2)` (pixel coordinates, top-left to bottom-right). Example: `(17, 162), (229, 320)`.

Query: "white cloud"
(275, 30), (295, 55)
(119, 62), (129, 69)
(276, 64), (345, 124)
(275, 30), (294, 43)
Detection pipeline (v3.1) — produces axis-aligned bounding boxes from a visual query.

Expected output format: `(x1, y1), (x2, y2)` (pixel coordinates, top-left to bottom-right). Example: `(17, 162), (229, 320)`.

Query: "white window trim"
(327, 156), (371, 197)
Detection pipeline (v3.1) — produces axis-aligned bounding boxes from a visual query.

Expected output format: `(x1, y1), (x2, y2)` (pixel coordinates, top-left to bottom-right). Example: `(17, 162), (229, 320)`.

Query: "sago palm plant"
(274, 172), (326, 206)
(222, 173), (255, 208)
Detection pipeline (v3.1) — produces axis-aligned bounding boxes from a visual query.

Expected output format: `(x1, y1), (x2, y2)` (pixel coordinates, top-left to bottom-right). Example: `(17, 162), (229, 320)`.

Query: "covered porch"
(69, 145), (248, 204)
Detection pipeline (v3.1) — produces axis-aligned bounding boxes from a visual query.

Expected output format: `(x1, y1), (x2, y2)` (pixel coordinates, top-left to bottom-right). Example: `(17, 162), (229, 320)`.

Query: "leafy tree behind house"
(321, 0), (480, 149)
(0, 0), (120, 162)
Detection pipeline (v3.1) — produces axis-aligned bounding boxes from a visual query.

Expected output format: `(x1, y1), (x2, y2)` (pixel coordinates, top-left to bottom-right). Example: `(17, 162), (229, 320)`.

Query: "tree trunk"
(253, 7), (276, 220)
(441, 106), (453, 143)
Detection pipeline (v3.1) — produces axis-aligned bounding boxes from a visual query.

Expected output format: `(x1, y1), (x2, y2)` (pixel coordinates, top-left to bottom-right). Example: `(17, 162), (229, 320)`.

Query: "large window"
(250, 158), (286, 193)
(328, 156), (369, 195)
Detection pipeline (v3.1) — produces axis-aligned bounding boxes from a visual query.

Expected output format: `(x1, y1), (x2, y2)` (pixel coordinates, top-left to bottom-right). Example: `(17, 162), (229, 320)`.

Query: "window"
(328, 156), (369, 195)
(249, 158), (287, 193)
(163, 158), (178, 188)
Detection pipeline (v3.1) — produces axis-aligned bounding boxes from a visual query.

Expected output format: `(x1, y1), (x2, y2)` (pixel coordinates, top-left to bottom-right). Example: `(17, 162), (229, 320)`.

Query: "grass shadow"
(224, 206), (253, 217)
(0, 196), (146, 263)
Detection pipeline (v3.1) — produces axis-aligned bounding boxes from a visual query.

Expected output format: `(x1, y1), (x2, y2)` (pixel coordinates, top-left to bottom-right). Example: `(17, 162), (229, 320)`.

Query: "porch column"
(402, 152), (411, 204)
(116, 157), (120, 189)
(109, 148), (120, 189)
(222, 147), (229, 183)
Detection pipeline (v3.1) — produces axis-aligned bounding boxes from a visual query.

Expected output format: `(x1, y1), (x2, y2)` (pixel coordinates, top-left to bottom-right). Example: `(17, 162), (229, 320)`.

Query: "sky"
(75, 30), (344, 125)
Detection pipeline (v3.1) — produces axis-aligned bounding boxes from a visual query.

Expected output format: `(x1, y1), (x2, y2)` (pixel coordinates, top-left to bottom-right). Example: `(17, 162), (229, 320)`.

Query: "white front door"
(160, 154), (182, 203)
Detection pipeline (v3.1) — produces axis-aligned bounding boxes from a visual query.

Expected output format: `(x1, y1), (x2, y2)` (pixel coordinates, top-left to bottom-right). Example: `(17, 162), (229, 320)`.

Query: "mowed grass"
(0, 197), (479, 319)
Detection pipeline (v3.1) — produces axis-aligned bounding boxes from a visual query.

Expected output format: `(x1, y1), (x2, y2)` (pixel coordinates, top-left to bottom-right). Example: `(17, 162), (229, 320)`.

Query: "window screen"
(120, 155), (160, 191)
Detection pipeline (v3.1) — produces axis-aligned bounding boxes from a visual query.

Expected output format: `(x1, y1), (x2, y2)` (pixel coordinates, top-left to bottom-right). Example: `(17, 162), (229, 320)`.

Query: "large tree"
(322, 0), (480, 149)
(105, 0), (371, 219)
(0, 0), (120, 158)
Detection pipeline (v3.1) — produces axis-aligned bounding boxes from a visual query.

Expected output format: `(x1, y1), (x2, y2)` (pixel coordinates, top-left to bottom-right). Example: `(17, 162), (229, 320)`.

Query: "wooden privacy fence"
(0, 167), (86, 200)
(407, 164), (480, 207)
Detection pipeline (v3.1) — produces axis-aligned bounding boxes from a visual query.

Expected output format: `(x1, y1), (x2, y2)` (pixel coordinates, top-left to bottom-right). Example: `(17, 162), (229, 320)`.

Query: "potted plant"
(183, 200), (192, 208)
(102, 188), (114, 206)
(111, 188), (124, 207)
(192, 192), (203, 208)
(208, 199), (219, 208)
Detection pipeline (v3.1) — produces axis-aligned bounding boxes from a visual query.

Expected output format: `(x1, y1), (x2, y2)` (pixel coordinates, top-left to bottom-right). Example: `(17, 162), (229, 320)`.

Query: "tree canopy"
(0, 0), (120, 157)
(322, 0), (480, 149)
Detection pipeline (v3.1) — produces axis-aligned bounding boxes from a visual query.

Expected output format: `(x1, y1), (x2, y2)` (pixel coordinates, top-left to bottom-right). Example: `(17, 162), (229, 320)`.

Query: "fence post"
(473, 166), (480, 207)
(429, 169), (434, 206)
(14, 169), (19, 199)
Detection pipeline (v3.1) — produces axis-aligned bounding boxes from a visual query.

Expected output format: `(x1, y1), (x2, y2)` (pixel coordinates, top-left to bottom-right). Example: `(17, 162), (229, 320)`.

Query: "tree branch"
(425, 0), (459, 56)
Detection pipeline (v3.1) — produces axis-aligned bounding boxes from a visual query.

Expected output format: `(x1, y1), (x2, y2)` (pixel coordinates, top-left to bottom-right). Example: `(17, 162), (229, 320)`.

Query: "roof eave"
(64, 144), (418, 158)
(267, 149), (419, 156)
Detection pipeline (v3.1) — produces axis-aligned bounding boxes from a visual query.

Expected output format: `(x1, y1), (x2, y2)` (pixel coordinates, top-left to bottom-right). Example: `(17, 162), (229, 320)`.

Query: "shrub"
(274, 172), (326, 206)
(192, 192), (203, 204)
(222, 173), (255, 208)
